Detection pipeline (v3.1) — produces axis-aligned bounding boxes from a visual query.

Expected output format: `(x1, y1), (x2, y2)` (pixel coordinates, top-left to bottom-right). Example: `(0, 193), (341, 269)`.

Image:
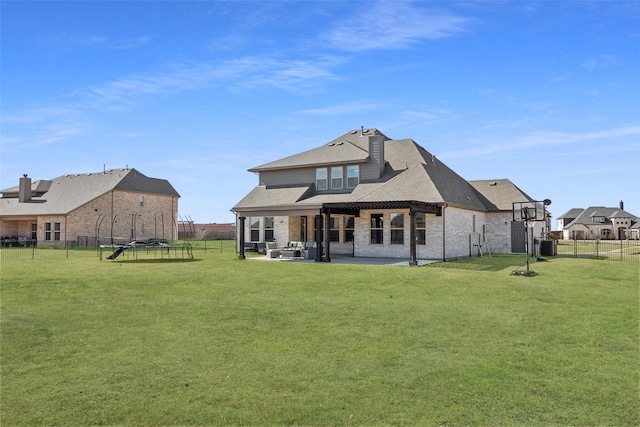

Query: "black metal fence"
(0, 239), (234, 261)
(554, 239), (640, 262)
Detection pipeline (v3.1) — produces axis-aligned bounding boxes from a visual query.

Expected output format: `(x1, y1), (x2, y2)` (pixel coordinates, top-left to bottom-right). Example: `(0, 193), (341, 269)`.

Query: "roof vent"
(350, 130), (357, 134)
(490, 181), (497, 186)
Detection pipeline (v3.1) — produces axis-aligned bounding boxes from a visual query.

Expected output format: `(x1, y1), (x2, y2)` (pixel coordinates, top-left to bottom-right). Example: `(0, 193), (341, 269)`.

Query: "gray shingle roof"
(565, 206), (637, 227)
(468, 179), (533, 211)
(249, 133), (374, 172)
(235, 130), (531, 213)
(0, 168), (179, 217)
(557, 208), (585, 220)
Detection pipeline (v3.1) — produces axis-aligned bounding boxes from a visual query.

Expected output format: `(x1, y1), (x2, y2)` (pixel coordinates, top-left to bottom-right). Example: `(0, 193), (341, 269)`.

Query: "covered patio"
(236, 200), (443, 266)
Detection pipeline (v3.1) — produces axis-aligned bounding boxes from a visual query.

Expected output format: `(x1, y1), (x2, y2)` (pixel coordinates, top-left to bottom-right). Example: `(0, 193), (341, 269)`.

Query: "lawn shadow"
(107, 258), (203, 264)
(427, 255), (527, 272)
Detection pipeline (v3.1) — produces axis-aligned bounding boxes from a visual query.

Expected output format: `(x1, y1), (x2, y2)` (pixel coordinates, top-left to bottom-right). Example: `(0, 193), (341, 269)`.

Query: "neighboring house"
(557, 202), (638, 240)
(232, 128), (544, 263)
(0, 168), (180, 246)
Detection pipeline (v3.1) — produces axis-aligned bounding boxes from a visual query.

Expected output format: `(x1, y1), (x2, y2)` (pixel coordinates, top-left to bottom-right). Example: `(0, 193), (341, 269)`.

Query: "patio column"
(314, 214), (323, 262)
(238, 216), (246, 259)
(324, 209), (331, 262)
(409, 208), (417, 266)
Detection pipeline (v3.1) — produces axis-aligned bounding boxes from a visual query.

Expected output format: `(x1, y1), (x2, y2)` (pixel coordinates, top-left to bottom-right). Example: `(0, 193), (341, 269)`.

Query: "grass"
(1, 247), (638, 426)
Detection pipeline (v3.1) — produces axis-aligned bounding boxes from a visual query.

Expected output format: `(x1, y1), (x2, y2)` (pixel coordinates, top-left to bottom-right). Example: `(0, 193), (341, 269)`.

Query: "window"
(316, 168), (328, 190)
(139, 195), (144, 207)
(329, 217), (340, 242)
(593, 216), (605, 223)
(54, 223), (61, 241)
(390, 213), (404, 244)
(344, 216), (355, 243)
(331, 167), (343, 189)
(31, 223), (37, 240)
(264, 217), (274, 242)
(347, 165), (359, 188)
(416, 213), (426, 245)
(370, 214), (383, 244)
(250, 217), (260, 241)
(45, 222), (51, 241)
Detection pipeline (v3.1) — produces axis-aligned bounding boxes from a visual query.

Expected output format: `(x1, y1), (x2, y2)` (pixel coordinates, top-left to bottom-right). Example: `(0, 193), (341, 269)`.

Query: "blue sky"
(2, 1), (639, 226)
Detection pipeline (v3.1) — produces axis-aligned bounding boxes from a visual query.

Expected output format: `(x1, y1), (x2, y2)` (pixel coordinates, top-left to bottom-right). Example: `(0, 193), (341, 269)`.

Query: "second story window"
(316, 168), (327, 190)
(347, 165), (359, 188)
(331, 167), (343, 189)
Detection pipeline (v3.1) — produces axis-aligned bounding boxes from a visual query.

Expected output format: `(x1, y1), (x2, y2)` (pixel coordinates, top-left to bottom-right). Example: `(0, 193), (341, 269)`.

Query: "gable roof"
(0, 168), (179, 217)
(469, 179), (534, 211)
(234, 129), (533, 213)
(564, 206), (637, 227)
(248, 129), (387, 172)
(557, 208), (584, 220)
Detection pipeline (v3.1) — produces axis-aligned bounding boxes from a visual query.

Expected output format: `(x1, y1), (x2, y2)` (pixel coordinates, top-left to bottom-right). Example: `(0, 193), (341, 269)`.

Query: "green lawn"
(1, 247), (638, 426)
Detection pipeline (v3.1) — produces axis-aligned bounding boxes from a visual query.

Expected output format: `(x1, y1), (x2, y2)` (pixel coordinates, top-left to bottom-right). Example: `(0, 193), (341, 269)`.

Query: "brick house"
(232, 128), (544, 263)
(0, 168), (180, 246)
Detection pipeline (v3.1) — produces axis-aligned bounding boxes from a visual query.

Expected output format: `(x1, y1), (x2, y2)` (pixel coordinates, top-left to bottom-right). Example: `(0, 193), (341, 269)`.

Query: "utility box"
(540, 240), (556, 256)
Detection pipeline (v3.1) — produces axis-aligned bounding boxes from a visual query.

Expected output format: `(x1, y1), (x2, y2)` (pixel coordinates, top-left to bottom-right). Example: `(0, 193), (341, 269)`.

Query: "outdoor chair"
(265, 242), (281, 258)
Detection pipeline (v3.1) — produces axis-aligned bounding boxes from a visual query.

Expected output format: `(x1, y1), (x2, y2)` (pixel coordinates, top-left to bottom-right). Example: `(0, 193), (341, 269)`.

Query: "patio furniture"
(281, 241), (305, 258)
(266, 242), (281, 258)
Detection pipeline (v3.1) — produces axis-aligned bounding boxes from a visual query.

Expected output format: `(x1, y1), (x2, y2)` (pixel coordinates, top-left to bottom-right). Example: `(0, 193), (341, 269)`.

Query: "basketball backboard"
(513, 201), (546, 222)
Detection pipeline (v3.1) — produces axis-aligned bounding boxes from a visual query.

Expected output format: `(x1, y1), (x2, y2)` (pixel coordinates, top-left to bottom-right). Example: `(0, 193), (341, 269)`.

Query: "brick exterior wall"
(1, 190), (178, 246)
(238, 207), (517, 260)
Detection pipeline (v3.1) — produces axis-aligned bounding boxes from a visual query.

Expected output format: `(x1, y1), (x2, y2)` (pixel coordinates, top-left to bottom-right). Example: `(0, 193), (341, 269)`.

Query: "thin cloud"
(1, 106), (77, 124)
(84, 55), (339, 106)
(2, 53), (342, 148)
(9, 124), (88, 149)
(111, 36), (154, 50)
(47, 32), (152, 50)
(300, 102), (386, 115)
(443, 125), (640, 159)
(323, 1), (471, 52)
(582, 54), (619, 69)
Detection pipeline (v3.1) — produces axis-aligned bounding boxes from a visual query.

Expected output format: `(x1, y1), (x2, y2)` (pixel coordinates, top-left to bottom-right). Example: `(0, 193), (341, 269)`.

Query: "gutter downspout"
(442, 204), (447, 262)
(110, 190), (115, 244)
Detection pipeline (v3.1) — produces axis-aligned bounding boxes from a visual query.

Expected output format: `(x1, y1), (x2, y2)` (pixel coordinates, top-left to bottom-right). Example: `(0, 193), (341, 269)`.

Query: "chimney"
(620, 200), (624, 210)
(19, 174), (32, 203)
(368, 134), (386, 178)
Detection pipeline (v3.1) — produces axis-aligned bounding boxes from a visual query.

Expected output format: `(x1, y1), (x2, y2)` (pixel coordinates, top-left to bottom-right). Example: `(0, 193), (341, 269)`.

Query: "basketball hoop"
(526, 220), (537, 228)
